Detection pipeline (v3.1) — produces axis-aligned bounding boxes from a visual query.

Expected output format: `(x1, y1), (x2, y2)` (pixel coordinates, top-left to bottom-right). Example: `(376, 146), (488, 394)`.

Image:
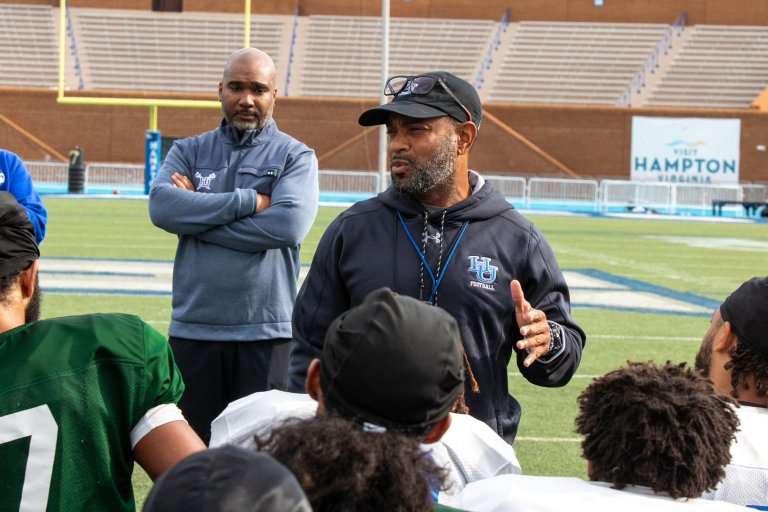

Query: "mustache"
(390, 154), (418, 166)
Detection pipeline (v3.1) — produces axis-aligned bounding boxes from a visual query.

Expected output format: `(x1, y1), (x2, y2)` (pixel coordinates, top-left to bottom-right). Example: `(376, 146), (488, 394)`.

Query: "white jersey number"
(0, 405), (58, 512)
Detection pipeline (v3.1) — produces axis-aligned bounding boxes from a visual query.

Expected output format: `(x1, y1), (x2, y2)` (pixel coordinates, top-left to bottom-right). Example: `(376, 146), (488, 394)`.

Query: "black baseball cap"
(720, 276), (768, 361)
(143, 446), (312, 512)
(358, 71), (482, 129)
(320, 288), (465, 436)
(0, 191), (39, 278)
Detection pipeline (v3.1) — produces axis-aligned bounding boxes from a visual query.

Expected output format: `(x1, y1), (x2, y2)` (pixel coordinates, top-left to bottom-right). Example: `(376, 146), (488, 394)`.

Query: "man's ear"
(715, 321), (738, 353)
(306, 359), (323, 402)
(456, 122), (478, 156)
(20, 260), (39, 299)
(218, 81), (224, 102)
(422, 414), (452, 444)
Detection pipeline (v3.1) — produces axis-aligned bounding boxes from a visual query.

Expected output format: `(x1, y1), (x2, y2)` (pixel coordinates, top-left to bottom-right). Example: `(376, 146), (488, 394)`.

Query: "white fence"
(24, 161), (768, 217)
(528, 178), (599, 210)
(600, 180), (759, 214)
(26, 161), (144, 194)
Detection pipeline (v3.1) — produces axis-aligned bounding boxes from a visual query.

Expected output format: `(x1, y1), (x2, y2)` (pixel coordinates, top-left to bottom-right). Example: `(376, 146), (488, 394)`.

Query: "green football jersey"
(0, 313), (184, 512)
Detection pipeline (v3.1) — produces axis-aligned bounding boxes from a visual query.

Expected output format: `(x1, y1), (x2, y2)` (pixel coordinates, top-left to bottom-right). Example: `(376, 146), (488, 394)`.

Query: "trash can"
(68, 147), (86, 194)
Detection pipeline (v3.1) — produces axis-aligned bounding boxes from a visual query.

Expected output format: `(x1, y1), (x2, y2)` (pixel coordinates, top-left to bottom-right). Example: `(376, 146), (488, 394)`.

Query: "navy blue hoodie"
(289, 180), (585, 443)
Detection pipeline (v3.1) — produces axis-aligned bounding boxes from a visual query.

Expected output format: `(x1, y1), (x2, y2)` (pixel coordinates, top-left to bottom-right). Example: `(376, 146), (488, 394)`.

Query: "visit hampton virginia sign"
(630, 116), (740, 184)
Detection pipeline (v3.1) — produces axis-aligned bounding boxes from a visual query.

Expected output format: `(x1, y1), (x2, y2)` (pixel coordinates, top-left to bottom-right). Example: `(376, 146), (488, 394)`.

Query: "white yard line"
(508, 372), (599, 379)
(588, 334), (700, 342)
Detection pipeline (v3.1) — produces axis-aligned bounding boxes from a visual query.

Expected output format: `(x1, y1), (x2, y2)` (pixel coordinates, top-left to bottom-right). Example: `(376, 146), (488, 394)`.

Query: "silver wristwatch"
(547, 321), (563, 354)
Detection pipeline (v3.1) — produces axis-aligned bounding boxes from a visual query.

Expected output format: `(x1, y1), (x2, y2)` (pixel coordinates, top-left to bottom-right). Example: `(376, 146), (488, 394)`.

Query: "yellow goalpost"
(56, 0), (253, 192)
(55, 0), (254, 130)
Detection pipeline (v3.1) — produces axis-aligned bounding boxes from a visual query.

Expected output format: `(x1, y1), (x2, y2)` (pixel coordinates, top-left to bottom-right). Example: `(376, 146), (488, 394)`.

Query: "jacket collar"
(377, 173), (512, 223)
(218, 118), (276, 146)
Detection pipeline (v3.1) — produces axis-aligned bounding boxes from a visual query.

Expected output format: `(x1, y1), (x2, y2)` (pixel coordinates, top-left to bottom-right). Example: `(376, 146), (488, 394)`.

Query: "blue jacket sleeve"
(515, 226), (586, 386)
(1, 151), (47, 243)
(288, 216), (350, 391)
(148, 140), (258, 235)
(193, 150), (319, 252)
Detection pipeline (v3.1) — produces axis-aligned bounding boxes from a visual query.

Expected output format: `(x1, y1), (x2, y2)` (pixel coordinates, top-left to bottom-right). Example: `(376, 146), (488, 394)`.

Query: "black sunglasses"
(383, 75), (472, 124)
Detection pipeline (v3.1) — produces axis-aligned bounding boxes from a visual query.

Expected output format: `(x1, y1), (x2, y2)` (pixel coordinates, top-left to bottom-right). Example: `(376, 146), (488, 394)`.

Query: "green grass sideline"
(38, 197), (768, 507)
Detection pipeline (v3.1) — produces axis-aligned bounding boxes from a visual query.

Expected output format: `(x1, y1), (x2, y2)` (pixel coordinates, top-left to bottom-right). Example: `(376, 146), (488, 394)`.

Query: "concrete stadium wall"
(5, 0), (768, 25)
(2, 88), (767, 183)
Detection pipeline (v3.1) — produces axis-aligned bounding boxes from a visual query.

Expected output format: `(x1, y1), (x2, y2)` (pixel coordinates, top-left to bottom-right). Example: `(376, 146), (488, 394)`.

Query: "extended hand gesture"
(511, 279), (551, 367)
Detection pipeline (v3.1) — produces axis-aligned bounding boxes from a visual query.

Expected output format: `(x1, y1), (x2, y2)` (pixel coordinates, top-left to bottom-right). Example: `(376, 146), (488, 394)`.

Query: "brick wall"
(5, 0), (768, 25)
(3, 88), (766, 182)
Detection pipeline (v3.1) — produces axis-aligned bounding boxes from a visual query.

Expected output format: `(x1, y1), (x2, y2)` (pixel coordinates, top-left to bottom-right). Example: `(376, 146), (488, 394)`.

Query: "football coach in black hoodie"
(288, 71), (585, 444)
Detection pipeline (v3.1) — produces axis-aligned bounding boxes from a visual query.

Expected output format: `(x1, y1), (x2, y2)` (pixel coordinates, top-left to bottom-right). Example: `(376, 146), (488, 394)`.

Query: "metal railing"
(66, 5), (86, 90)
(600, 179), (748, 214)
(528, 178), (599, 211)
(616, 11), (687, 107)
(474, 8), (511, 90)
(484, 175), (525, 203)
(24, 161), (767, 217)
(284, 7), (300, 96)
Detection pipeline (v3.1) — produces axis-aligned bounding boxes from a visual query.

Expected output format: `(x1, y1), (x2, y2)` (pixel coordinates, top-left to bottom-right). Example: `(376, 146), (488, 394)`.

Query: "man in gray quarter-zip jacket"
(149, 48), (319, 444)
(288, 71), (584, 444)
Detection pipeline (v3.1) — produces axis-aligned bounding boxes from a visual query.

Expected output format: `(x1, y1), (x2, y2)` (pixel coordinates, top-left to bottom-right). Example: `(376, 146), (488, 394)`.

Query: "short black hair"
(576, 361), (738, 498)
(0, 268), (24, 303)
(726, 340), (768, 399)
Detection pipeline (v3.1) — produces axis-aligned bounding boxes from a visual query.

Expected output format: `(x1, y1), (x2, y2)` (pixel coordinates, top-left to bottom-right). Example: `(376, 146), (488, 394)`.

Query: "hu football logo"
(0, 172), (5, 186)
(194, 172), (217, 190)
(468, 256), (498, 288)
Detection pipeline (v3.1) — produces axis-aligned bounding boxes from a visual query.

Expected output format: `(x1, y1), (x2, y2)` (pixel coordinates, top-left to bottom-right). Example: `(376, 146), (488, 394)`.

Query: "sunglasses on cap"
(384, 75), (473, 124)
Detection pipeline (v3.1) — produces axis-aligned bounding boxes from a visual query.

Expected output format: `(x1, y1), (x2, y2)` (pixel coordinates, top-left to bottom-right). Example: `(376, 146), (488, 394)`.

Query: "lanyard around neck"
(396, 211), (470, 304)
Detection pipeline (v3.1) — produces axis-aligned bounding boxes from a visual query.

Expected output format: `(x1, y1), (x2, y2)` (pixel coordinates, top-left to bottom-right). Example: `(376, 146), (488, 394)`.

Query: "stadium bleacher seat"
(0, 4), (58, 88)
(71, 8), (293, 93)
(296, 15), (496, 97)
(647, 25), (768, 109)
(487, 21), (670, 105)
(2, 4), (765, 111)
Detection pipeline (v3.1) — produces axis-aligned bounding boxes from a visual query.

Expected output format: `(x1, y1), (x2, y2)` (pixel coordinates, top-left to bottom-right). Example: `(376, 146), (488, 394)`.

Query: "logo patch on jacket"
(194, 172), (217, 190)
(423, 231), (442, 245)
(468, 256), (497, 290)
(0, 172), (5, 186)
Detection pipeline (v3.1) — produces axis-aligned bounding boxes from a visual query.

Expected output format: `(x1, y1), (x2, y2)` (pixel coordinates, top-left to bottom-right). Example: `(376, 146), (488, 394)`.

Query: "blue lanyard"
(396, 211), (470, 304)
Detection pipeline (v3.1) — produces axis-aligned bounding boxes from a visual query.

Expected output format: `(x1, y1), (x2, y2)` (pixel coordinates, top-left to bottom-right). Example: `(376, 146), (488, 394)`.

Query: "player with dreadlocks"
(447, 361), (744, 511)
(695, 276), (768, 506)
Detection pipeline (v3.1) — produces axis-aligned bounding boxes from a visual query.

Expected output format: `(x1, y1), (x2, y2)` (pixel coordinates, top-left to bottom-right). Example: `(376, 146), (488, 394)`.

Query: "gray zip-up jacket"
(149, 120), (319, 341)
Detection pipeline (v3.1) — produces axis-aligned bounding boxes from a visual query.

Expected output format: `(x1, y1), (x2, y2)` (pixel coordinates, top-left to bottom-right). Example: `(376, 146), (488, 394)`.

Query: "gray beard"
(391, 135), (457, 198)
(224, 103), (273, 132)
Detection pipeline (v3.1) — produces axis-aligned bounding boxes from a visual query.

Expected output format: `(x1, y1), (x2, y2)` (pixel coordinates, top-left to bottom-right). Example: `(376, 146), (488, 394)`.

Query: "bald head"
(223, 48), (276, 84)
(219, 48), (277, 132)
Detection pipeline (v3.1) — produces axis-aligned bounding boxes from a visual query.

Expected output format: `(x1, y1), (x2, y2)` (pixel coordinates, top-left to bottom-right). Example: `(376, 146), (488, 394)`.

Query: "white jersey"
(702, 404), (768, 507)
(453, 475), (747, 512)
(209, 390), (521, 505)
(209, 389), (317, 448)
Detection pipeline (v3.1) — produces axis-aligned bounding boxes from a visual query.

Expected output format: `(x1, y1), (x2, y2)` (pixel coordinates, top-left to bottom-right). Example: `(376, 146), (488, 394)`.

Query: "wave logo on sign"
(666, 140), (706, 149)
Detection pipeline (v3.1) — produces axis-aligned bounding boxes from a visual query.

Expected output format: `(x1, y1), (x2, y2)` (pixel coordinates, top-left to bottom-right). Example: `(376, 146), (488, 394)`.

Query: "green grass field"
(38, 197), (768, 507)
